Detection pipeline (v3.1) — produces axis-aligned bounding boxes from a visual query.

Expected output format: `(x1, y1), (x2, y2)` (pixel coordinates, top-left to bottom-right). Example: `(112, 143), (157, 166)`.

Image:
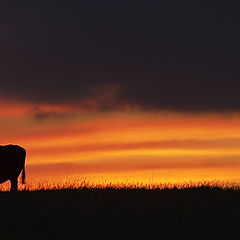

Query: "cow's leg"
(10, 178), (18, 192)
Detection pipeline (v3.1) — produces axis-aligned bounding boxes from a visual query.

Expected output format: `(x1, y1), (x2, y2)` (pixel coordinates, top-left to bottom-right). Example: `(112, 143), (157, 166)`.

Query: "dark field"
(1, 187), (240, 240)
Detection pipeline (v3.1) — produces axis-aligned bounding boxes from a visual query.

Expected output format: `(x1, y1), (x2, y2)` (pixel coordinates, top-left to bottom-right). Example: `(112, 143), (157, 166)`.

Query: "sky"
(1, 2), (240, 188)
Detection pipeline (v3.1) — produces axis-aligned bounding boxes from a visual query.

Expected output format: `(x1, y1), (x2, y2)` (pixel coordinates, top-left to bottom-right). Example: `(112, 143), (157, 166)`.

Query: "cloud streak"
(28, 154), (240, 176)
(29, 138), (240, 155)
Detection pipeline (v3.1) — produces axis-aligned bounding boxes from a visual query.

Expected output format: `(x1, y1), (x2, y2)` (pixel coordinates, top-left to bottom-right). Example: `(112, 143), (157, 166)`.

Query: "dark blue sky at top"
(0, 1), (240, 112)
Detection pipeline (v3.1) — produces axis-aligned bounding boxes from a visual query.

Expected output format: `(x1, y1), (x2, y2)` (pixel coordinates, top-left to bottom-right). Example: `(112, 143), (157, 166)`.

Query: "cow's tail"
(21, 149), (26, 184)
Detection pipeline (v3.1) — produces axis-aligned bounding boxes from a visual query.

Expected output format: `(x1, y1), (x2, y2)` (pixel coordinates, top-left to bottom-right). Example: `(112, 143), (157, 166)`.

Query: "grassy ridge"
(0, 187), (240, 240)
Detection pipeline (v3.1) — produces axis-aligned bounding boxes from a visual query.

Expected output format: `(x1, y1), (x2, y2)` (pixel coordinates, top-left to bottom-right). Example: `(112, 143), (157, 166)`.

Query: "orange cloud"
(2, 102), (240, 187)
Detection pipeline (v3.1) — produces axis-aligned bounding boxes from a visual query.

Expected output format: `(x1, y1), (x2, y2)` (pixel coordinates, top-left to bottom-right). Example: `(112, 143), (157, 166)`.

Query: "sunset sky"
(1, 2), (240, 187)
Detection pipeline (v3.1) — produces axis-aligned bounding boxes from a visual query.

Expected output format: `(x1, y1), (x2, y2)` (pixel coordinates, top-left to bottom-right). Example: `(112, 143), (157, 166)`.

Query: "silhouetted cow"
(0, 145), (26, 191)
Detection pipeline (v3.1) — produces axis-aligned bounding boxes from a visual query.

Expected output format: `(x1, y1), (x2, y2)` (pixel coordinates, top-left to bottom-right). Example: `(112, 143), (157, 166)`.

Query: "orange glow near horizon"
(1, 100), (240, 189)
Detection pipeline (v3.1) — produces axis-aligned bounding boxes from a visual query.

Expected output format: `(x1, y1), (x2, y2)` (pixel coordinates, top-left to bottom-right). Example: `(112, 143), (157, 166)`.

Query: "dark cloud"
(33, 110), (73, 121)
(1, 2), (240, 112)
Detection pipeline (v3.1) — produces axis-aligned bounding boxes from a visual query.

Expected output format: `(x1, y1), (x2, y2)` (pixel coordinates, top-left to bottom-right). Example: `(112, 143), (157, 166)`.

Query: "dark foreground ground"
(0, 187), (240, 240)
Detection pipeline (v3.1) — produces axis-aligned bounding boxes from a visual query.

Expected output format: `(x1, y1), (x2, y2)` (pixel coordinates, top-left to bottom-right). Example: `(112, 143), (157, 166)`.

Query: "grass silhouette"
(0, 181), (240, 240)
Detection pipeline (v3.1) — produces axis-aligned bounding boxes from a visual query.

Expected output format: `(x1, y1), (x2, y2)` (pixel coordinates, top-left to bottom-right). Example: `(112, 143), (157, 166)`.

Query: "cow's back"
(0, 145), (26, 183)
